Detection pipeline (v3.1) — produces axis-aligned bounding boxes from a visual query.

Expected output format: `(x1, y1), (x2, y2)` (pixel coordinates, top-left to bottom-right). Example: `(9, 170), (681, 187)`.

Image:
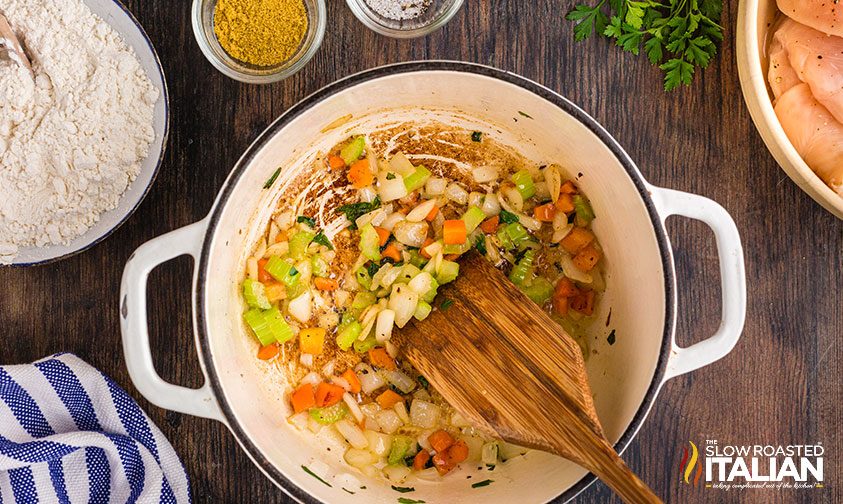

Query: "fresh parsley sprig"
(566, 0), (723, 90)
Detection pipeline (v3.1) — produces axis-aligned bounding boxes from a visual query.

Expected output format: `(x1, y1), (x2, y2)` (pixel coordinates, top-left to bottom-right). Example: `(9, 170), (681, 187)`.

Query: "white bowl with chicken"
(738, 0), (843, 219)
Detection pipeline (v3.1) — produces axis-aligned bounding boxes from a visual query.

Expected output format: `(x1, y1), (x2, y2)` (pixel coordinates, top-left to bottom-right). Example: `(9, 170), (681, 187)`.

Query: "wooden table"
(2, 1), (840, 502)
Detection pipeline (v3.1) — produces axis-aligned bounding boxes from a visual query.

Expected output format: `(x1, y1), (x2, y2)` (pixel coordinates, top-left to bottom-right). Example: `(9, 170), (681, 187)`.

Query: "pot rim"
(195, 61), (676, 503)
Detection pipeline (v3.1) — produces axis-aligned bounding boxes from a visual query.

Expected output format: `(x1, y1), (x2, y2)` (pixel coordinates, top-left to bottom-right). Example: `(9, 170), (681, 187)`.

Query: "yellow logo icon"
(679, 441), (702, 487)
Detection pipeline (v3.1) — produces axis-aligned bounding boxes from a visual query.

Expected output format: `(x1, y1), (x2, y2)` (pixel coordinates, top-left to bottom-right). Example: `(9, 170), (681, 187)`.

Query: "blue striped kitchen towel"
(0, 353), (190, 503)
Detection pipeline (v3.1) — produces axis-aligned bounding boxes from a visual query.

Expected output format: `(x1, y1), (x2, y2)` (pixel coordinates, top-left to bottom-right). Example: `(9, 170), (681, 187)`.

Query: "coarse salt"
(365, 0), (432, 21)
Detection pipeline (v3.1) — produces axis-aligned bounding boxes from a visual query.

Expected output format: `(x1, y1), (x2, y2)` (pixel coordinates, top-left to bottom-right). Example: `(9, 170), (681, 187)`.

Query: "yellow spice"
(214, 0), (308, 68)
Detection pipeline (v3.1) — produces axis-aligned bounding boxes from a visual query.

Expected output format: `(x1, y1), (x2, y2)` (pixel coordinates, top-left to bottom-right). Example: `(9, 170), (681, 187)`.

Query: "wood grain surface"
(1, 1), (841, 503)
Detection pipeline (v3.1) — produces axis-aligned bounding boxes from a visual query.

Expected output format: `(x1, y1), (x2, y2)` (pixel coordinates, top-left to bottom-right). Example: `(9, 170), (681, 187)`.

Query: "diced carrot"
(447, 440), (469, 464)
(560, 180), (578, 194)
(265, 281), (287, 302)
(340, 369), (361, 394)
(554, 277), (579, 298)
(432, 451), (456, 475)
(274, 229), (289, 243)
(428, 430), (455, 453)
(376, 389), (404, 409)
(328, 155), (345, 170)
(257, 344), (279, 360)
(291, 383), (316, 413)
(570, 289), (596, 316)
(299, 328), (326, 355)
(479, 215), (499, 233)
(443, 254), (460, 261)
(560, 227), (595, 254)
(315, 382), (345, 407)
(443, 220), (467, 245)
(552, 294), (569, 316)
(348, 159), (374, 188)
(572, 245), (601, 272)
(382, 243), (402, 262)
(420, 237), (435, 259)
(533, 203), (556, 222)
(368, 347), (396, 370)
(313, 277), (339, 291)
(425, 205), (439, 222)
(413, 450), (431, 471)
(375, 226), (391, 247)
(258, 258), (272, 283)
(555, 193), (575, 213)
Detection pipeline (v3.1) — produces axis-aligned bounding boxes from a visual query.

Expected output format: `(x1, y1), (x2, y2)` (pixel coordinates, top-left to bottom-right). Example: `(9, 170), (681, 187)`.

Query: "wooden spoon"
(0, 14), (33, 77)
(394, 253), (662, 504)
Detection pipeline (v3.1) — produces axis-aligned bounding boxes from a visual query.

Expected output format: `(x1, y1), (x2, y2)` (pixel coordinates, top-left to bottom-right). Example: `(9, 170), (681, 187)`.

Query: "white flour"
(0, 0), (158, 264)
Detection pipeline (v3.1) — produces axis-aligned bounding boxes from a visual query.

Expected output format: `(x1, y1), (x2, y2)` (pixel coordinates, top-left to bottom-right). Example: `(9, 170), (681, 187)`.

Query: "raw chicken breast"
(767, 35), (801, 100)
(773, 18), (843, 124)
(775, 83), (843, 195)
(777, 0), (843, 38)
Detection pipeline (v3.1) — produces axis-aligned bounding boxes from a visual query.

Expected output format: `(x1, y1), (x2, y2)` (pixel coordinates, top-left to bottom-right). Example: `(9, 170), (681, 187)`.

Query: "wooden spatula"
(394, 253), (662, 504)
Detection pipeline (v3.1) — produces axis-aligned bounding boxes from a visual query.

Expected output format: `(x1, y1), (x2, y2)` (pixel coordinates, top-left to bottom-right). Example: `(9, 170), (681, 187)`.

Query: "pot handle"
(119, 219), (225, 422)
(649, 187), (747, 381)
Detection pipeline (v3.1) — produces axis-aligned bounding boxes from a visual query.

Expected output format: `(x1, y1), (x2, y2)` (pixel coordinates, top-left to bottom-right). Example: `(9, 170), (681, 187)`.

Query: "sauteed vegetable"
(240, 130), (605, 483)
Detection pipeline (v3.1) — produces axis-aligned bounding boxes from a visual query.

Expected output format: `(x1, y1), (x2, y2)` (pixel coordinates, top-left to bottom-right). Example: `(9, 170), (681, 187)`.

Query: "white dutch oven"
(120, 62), (746, 503)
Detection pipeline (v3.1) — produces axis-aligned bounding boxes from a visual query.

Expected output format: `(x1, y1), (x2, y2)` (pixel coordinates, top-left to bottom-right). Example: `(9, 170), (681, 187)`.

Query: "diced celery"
(388, 435), (415, 465)
(242, 279), (271, 310)
(421, 278), (439, 303)
(443, 240), (470, 256)
(573, 195), (595, 225)
(336, 321), (362, 351)
(461, 206), (486, 233)
(407, 249), (427, 268)
(359, 224), (382, 262)
(309, 402), (348, 425)
(436, 260), (460, 285)
(340, 136), (365, 166)
(497, 227), (514, 250)
(521, 277), (554, 304)
(497, 222), (531, 251)
(311, 255), (329, 278)
(265, 256), (300, 287)
(243, 307), (293, 346)
(355, 267), (373, 290)
(338, 312), (356, 332)
(414, 301), (432, 321)
(403, 165), (431, 193)
(352, 291), (377, 310)
(395, 263), (421, 285)
(289, 231), (315, 261)
(286, 282), (308, 300)
(511, 170), (536, 199)
(509, 249), (536, 286)
(353, 335), (379, 353)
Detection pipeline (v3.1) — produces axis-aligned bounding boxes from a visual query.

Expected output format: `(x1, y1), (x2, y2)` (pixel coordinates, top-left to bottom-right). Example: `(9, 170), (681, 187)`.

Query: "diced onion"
(318, 311), (340, 330)
(472, 166), (498, 183)
(333, 376), (352, 392)
(407, 271), (434, 296)
(500, 185), (524, 212)
(264, 242), (289, 258)
(371, 263), (394, 290)
(288, 411), (308, 430)
(288, 290), (312, 323)
(543, 164), (562, 203)
(301, 372), (321, 386)
(359, 185), (378, 203)
(381, 212), (405, 232)
(445, 183), (469, 205)
(422, 240), (443, 258)
(385, 340), (399, 359)
(410, 399), (441, 429)
(299, 353), (314, 368)
(247, 257), (258, 280)
(355, 206), (388, 230)
(385, 370), (416, 394)
(355, 364), (386, 394)
(552, 224), (574, 243)
(365, 430), (392, 456)
(450, 412), (470, 428)
(378, 172), (409, 201)
(393, 221), (429, 247)
(393, 401), (410, 423)
(481, 193), (501, 216)
(343, 393), (364, 423)
(375, 409), (402, 434)
(273, 211), (294, 230)
(389, 152), (416, 176)
(414, 467), (441, 481)
(425, 177), (447, 196)
(463, 435), (485, 462)
(560, 254), (593, 283)
(335, 419), (368, 449)
(468, 191), (484, 209)
(406, 199), (437, 222)
(534, 181), (551, 201)
(417, 429), (434, 451)
(345, 447), (377, 468)
(499, 442), (529, 461)
(518, 213), (542, 231)
(388, 284), (419, 328)
(375, 309), (395, 342)
(482, 442), (499, 465)
(383, 464), (411, 483)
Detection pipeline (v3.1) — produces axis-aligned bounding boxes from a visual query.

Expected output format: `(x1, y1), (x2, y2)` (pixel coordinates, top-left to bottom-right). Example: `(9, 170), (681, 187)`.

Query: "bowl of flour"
(0, 0), (168, 266)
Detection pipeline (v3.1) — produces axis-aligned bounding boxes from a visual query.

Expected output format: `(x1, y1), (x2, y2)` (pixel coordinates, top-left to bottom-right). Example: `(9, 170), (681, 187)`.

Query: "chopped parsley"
(518, 111), (533, 119)
(263, 168), (282, 189)
(398, 499), (425, 504)
(337, 197), (381, 228)
(297, 215), (316, 228)
(471, 131), (483, 142)
(366, 261), (382, 278)
(301, 465), (332, 487)
(471, 479), (495, 488)
(312, 231), (334, 250)
(386, 172), (397, 180)
(607, 329), (616, 345)
(474, 235), (487, 255)
(440, 298), (454, 311)
(499, 209), (519, 224)
(417, 375), (430, 388)
(391, 486), (415, 493)
(342, 488), (355, 495)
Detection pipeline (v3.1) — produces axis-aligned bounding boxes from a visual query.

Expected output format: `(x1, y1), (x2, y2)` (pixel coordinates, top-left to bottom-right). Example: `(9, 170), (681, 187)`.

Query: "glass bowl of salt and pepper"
(346, 0), (464, 38)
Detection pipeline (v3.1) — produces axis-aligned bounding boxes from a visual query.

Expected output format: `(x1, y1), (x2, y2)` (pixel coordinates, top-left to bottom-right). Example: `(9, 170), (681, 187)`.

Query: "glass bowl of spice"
(346, 0), (464, 38)
(192, 0), (326, 84)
